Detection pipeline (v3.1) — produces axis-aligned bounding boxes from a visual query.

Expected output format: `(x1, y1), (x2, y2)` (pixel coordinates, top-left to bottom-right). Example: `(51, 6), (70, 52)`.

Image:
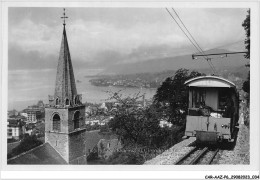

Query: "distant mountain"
(89, 65), (249, 90)
(101, 49), (249, 75)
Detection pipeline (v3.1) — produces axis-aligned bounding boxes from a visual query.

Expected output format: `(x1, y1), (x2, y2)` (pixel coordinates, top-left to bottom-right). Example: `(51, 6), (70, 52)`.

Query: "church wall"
(45, 107), (70, 162)
(68, 129), (86, 163)
(45, 108), (69, 133)
(45, 106), (87, 164)
(45, 132), (69, 162)
(69, 155), (87, 164)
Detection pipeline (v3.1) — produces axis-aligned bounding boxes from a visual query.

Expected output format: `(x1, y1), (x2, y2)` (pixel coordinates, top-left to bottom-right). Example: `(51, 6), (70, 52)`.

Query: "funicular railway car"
(184, 76), (239, 144)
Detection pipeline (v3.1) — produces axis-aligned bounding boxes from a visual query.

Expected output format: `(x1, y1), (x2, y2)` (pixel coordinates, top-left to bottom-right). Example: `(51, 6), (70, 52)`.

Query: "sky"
(7, 7), (248, 110)
(8, 7), (248, 71)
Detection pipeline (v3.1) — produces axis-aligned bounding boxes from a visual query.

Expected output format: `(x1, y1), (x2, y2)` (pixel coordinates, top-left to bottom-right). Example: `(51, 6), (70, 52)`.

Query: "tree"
(153, 68), (204, 126)
(242, 9), (250, 59)
(107, 91), (170, 148)
(242, 71), (250, 94)
(242, 10), (250, 100)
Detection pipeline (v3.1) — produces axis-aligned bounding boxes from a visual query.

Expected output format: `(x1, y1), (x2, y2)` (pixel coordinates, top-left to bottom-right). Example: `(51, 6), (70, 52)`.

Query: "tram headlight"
(221, 124), (229, 128)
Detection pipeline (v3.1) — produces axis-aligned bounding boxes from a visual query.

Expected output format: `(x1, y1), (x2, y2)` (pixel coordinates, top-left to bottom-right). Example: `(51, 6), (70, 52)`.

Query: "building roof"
(7, 143), (67, 164)
(85, 130), (118, 152)
(184, 76), (236, 88)
(7, 131), (118, 164)
(53, 25), (78, 107)
(8, 119), (25, 128)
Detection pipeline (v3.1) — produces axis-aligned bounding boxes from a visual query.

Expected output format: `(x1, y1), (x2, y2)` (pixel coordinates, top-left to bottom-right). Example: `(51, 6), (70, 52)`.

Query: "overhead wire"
(171, 8), (217, 75)
(172, 8), (207, 57)
(165, 8), (217, 74)
(208, 59), (217, 73)
(165, 8), (203, 57)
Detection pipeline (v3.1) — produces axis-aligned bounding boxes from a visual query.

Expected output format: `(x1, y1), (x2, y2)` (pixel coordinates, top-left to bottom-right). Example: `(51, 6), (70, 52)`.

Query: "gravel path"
(216, 107), (250, 165)
(217, 123), (250, 165)
(144, 137), (196, 165)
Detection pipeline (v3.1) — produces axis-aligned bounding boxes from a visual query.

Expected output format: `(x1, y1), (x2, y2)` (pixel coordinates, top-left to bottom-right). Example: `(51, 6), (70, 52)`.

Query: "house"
(20, 112), (28, 118)
(8, 109), (19, 117)
(24, 105), (44, 123)
(97, 138), (122, 159)
(26, 110), (37, 123)
(7, 119), (26, 140)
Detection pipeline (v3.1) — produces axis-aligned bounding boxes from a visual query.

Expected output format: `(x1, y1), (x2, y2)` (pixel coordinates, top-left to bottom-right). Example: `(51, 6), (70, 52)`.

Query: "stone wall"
(45, 108), (69, 133)
(69, 129), (86, 163)
(45, 105), (87, 164)
(45, 132), (69, 162)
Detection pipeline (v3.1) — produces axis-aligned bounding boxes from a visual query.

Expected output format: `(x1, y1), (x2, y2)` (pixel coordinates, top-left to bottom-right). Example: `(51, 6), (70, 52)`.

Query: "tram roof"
(184, 76), (236, 88)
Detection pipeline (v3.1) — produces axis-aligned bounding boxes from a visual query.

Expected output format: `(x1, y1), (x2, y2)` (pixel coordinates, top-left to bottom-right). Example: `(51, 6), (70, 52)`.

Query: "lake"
(8, 68), (157, 111)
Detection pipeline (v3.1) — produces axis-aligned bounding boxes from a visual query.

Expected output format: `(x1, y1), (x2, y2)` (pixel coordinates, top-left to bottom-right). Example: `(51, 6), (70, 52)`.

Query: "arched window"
(74, 111), (80, 129)
(53, 114), (61, 131)
(74, 96), (78, 104)
(74, 95), (81, 105)
(56, 98), (59, 105)
(65, 99), (70, 106)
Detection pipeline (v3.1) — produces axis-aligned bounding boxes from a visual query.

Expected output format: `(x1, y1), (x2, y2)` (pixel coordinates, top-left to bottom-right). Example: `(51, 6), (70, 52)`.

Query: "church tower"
(45, 9), (86, 164)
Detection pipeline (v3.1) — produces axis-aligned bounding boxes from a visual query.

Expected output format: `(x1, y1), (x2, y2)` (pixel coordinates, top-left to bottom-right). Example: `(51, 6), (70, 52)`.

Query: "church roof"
(7, 143), (67, 164)
(7, 131), (119, 164)
(54, 25), (78, 106)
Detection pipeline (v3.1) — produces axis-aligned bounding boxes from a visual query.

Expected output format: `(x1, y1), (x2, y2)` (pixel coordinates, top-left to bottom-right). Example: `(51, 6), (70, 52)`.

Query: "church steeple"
(45, 9), (86, 164)
(50, 9), (81, 107)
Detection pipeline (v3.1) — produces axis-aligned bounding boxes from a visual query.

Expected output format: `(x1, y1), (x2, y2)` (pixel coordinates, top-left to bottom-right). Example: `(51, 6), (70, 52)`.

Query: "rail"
(174, 147), (219, 165)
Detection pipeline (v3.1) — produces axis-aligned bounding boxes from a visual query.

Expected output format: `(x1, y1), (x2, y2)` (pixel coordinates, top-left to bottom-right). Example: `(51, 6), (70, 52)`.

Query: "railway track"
(174, 147), (219, 165)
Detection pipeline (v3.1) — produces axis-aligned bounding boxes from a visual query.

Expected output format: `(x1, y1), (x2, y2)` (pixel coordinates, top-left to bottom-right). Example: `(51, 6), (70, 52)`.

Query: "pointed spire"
(61, 8), (68, 26)
(53, 11), (78, 107)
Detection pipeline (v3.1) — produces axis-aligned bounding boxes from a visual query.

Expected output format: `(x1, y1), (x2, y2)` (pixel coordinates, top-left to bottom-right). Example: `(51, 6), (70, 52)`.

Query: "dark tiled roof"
(8, 131), (118, 164)
(85, 130), (118, 152)
(7, 143), (67, 164)
(8, 119), (25, 127)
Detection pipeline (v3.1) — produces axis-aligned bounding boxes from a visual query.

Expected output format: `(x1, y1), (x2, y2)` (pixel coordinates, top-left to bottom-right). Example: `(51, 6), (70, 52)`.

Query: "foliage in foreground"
(105, 151), (145, 165)
(107, 91), (169, 148)
(242, 10), (250, 103)
(153, 68), (204, 126)
(108, 69), (204, 147)
(242, 9), (250, 60)
(104, 68), (204, 164)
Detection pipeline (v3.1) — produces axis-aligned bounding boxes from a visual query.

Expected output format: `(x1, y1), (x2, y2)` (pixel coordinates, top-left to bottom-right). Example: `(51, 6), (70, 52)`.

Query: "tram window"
(191, 88), (206, 108)
(218, 89), (229, 110)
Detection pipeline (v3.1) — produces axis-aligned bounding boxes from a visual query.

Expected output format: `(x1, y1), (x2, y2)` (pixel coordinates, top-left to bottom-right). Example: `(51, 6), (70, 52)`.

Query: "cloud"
(8, 44), (57, 70)
(8, 7), (248, 71)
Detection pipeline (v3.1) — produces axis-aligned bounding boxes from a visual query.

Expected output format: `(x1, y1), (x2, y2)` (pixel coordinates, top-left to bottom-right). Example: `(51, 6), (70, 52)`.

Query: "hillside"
(89, 65), (249, 90)
(101, 49), (249, 75)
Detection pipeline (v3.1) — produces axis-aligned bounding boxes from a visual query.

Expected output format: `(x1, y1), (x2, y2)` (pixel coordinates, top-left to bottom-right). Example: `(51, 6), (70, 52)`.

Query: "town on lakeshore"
(7, 7), (251, 166)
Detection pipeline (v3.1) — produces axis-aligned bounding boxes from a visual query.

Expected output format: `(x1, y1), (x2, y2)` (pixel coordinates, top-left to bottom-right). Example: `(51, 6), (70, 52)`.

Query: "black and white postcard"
(1, 1), (259, 180)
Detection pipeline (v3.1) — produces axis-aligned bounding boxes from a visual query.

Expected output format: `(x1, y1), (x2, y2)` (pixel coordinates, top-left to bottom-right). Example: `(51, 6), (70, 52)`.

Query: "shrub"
(105, 151), (144, 165)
